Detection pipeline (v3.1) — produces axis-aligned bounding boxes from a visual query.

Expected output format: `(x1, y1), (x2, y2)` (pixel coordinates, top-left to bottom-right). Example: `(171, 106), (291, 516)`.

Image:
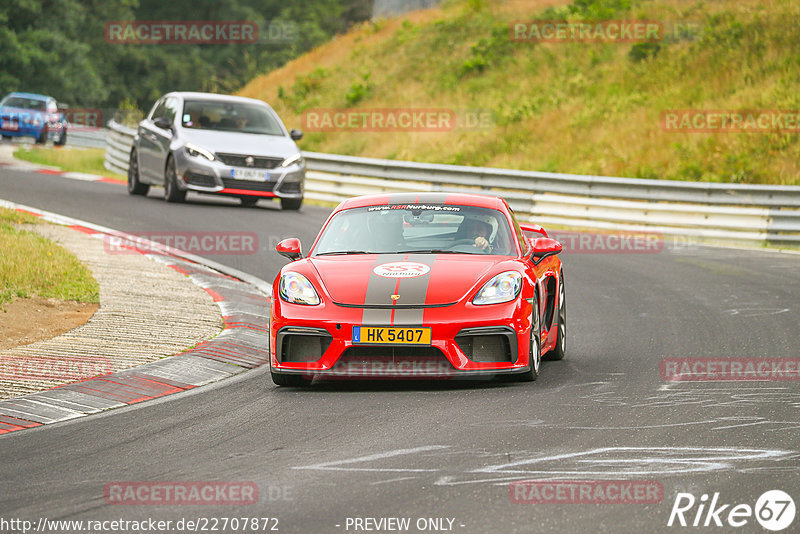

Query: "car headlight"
(473, 271), (522, 305)
(185, 142), (215, 161)
(281, 153), (304, 168)
(279, 273), (320, 305)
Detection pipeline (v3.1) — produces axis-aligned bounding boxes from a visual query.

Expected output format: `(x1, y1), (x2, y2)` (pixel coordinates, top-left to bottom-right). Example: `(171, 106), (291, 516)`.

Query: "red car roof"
(336, 192), (506, 211)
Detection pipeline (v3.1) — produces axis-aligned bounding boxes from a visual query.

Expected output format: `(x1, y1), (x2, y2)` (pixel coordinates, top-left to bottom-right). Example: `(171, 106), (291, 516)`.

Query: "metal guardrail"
(104, 121), (136, 176)
(105, 120), (800, 245)
(66, 128), (107, 149)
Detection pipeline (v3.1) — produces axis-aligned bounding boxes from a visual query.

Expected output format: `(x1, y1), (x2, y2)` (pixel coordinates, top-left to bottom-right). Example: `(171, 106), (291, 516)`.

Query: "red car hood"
(308, 254), (505, 306)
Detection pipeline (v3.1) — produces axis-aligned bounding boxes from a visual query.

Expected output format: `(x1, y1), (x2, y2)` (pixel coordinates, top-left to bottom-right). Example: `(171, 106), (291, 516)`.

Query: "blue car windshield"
(181, 100), (284, 135)
(313, 205), (516, 256)
(1, 97), (46, 111)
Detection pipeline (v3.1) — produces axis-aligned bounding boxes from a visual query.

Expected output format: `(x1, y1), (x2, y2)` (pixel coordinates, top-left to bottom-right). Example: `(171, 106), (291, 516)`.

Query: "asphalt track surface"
(1, 166), (799, 534)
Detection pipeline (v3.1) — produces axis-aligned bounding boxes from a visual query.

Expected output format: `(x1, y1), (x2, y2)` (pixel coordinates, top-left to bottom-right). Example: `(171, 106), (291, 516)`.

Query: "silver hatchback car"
(128, 92), (305, 210)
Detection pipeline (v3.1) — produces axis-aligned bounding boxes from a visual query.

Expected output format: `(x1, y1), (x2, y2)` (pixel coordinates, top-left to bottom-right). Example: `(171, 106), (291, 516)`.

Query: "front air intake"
(455, 327), (516, 363)
(277, 327), (332, 363)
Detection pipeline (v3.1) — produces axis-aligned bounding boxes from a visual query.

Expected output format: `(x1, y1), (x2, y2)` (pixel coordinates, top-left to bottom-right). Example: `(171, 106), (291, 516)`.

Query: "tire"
(271, 371), (311, 387)
(35, 128), (47, 144)
(164, 155), (186, 203)
(55, 129), (67, 146)
(240, 197), (259, 207)
(518, 295), (541, 381)
(499, 293), (541, 383)
(545, 271), (566, 361)
(127, 149), (150, 196)
(280, 197), (302, 210)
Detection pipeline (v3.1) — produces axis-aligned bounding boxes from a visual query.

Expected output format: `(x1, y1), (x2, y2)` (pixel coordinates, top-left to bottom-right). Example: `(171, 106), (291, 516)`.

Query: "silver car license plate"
(231, 168), (269, 181)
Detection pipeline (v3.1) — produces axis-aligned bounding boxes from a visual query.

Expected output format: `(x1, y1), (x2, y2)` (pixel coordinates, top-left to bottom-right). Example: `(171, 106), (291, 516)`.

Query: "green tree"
(0, 0), (371, 110)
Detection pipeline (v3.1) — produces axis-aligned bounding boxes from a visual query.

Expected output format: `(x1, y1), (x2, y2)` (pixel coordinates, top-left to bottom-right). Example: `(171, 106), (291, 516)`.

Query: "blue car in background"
(0, 92), (68, 145)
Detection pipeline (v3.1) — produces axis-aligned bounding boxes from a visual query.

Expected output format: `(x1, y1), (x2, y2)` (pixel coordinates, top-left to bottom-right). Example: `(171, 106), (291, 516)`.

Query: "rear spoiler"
(519, 223), (548, 239)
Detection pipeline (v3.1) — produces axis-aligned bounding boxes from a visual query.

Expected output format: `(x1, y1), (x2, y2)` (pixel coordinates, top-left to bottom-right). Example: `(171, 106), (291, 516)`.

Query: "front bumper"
(270, 297), (535, 380)
(0, 123), (64, 140)
(0, 124), (43, 138)
(173, 150), (304, 200)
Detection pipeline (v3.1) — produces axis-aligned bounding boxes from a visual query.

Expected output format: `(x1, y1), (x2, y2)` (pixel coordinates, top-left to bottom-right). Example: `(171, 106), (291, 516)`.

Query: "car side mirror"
(154, 116), (173, 131)
(289, 129), (303, 141)
(277, 238), (302, 261)
(531, 238), (562, 264)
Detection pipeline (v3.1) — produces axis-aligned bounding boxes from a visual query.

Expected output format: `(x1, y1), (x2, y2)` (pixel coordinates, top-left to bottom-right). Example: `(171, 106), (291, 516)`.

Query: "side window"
(509, 210), (530, 256)
(163, 97), (179, 123)
(149, 99), (167, 120)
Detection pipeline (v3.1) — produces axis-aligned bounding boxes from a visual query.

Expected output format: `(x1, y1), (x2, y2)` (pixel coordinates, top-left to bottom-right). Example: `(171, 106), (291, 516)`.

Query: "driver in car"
(460, 216), (493, 251)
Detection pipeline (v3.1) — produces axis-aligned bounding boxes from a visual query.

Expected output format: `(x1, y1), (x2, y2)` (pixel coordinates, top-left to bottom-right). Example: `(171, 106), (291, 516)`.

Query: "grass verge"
(13, 146), (126, 182)
(0, 207), (100, 306)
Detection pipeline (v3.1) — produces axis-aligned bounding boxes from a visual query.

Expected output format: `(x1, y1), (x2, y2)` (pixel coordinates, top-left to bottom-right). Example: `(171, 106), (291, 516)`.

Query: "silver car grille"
(216, 153), (283, 169)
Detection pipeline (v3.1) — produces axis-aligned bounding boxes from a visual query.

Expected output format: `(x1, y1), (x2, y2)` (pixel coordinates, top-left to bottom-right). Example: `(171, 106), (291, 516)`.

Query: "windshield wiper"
(314, 250), (372, 256)
(395, 249), (464, 254)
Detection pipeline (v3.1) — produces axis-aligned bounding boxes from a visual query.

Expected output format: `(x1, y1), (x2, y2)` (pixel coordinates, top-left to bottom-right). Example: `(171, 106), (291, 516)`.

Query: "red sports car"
(269, 192), (566, 386)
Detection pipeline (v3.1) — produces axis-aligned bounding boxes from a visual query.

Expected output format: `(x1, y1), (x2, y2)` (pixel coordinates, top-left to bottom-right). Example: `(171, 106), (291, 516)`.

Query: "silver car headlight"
(185, 142), (216, 161)
(279, 273), (320, 305)
(473, 271), (522, 305)
(281, 153), (304, 168)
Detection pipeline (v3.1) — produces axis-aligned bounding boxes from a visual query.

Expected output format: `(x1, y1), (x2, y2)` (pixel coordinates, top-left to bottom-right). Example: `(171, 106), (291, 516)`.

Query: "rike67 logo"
(668, 490), (795, 531)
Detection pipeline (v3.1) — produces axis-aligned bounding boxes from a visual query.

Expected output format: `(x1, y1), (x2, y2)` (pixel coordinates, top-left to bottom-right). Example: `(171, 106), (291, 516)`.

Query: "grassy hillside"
(239, 0), (800, 185)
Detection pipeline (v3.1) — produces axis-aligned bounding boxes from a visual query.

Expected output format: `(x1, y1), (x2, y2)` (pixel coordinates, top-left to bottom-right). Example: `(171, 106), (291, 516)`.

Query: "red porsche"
(269, 192), (566, 386)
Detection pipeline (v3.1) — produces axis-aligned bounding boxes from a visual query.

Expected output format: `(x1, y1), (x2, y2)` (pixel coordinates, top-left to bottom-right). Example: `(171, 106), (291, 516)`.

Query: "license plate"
(352, 326), (432, 345)
(231, 168), (269, 181)
(1, 120), (18, 131)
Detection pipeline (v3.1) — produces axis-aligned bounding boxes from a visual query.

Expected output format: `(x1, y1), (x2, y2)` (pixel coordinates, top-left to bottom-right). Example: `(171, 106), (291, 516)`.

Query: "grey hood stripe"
(361, 254), (438, 326)
(392, 254), (438, 325)
(362, 254), (403, 325)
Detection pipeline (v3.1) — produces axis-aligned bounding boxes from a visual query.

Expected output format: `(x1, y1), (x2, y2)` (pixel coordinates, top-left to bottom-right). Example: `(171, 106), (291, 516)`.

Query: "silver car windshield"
(313, 205), (516, 256)
(181, 99), (284, 135)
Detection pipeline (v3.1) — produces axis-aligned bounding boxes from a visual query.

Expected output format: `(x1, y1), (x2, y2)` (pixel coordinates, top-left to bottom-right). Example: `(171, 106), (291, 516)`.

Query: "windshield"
(1, 96), (46, 111)
(313, 205), (516, 256)
(181, 99), (284, 135)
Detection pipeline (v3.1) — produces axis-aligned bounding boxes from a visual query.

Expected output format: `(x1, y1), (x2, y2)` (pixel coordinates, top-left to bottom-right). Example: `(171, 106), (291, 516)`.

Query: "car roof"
(336, 192), (507, 211)
(4, 92), (51, 101)
(161, 91), (271, 107)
